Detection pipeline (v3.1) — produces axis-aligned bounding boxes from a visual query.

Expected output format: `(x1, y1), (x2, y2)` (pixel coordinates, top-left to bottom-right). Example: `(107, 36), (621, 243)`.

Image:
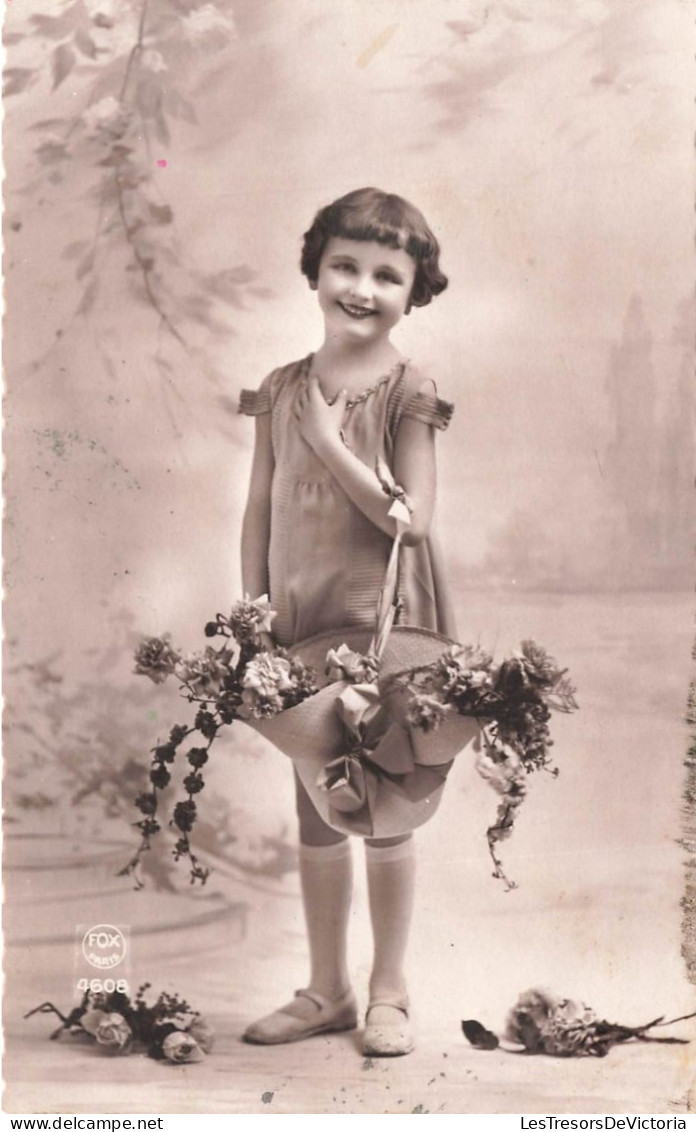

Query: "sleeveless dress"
(239, 354), (455, 649)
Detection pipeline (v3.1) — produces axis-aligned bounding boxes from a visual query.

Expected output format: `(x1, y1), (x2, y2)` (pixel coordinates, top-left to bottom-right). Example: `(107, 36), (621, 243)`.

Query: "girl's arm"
(297, 374), (436, 546)
(241, 412), (274, 597)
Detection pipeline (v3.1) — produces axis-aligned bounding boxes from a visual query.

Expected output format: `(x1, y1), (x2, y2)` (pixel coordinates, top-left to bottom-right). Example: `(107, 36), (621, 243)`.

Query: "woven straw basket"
(244, 623), (481, 839)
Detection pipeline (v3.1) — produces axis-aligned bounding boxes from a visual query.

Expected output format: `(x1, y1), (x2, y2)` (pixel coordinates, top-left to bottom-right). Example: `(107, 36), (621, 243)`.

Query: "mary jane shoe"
(363, 997), (414, 1057)
(242, 987), (358, 1045)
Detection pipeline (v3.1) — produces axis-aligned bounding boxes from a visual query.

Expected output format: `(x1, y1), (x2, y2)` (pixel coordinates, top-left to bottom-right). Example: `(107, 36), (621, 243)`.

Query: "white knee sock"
(299, 839), (353, 1002)
(365, 838), (415, 1003)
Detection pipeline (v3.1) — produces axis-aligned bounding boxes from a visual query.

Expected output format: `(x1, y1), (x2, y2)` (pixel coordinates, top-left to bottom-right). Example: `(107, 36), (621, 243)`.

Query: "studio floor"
(4, 592), (695, 1114)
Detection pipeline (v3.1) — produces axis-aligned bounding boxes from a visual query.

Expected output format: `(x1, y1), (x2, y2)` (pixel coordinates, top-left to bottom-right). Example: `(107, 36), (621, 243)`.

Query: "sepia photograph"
(3, 0), (694, 1117)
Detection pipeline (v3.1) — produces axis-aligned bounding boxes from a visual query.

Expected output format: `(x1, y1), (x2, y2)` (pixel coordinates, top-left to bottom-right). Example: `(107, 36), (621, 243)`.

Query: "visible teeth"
(341, 304), (374, 317)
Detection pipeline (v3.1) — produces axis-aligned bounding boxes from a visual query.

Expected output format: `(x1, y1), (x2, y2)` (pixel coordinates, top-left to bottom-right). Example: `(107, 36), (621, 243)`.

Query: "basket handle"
(368, 459), (413, 662)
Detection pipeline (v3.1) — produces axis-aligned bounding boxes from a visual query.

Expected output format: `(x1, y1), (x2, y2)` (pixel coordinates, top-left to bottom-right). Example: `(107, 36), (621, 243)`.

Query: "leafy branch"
(6, 0), (269, 378)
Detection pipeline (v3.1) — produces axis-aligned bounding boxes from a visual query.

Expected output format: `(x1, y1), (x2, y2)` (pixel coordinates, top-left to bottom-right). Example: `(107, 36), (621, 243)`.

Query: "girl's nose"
(350, 273), (372, 301)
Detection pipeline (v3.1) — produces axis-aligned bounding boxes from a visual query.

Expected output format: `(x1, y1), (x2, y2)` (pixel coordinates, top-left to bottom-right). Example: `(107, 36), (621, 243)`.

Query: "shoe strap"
(366, 998), (409, 1018)
(295, 987), (351, 1011)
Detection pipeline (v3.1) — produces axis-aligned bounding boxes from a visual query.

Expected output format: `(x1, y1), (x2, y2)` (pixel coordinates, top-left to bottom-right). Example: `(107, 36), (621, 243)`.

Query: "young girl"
(238, 187), (454, 1057)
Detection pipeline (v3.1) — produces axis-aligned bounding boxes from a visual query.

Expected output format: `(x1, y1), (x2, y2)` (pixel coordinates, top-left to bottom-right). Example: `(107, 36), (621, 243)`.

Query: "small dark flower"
(173, 799), (197, 832)
(183, 773), (204, 795)
(204, 621), (219, 638)
(169, 725), (188, 747)
(135, 792), (157, 815)
(187, 747), (209, 769)
(494, 659), (526, 696)
(154, 744), (176, 764)
(137, 817), (160, 836)
(194, 710), (217, 739)
(150, 765), (171, 789)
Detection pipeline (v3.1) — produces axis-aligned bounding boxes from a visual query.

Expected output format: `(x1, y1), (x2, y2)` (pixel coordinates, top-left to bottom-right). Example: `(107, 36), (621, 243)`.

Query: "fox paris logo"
(82, 924), (127, 970)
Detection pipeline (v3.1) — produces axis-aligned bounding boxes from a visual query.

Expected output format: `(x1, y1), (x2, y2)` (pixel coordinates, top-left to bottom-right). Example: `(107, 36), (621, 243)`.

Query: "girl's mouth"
(338, 302), (377, 320)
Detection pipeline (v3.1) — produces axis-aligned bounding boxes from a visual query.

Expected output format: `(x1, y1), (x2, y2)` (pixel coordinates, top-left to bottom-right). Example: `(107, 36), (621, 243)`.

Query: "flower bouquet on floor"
(462, 988), (696, 1058)
(25, 984), (214, 1064)
(122, 473), (577, 889)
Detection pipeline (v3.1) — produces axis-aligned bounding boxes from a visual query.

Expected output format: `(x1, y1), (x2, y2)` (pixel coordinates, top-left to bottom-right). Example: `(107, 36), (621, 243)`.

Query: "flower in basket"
(236, 650), (319, 719)
(432, 643), (491, 682)
(428, 646), (495, 710)
(226, 594), (276, 648)
(238, 652), (295, 718)
(406, 692), (450, 733)
(175, 647), (233, 697)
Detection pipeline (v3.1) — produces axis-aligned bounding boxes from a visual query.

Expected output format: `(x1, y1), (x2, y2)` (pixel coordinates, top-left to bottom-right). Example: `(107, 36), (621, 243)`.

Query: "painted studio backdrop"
(4, 0), (694, 1115)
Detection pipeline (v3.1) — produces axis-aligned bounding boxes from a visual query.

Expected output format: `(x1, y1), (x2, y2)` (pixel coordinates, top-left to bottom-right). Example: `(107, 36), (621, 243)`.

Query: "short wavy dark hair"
(300, 187), (448, 309)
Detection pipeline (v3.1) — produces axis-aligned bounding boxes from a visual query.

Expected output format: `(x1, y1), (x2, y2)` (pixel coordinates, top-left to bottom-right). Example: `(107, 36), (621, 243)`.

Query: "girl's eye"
(376, 272), (400, 284)
(333, 261), (355, 273)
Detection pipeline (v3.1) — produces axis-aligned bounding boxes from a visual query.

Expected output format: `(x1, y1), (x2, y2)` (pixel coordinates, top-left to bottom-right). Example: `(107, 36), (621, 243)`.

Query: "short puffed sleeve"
(385, 366), (454, 445)
(238, 380), (272, 416)
(401, 387), (454, 431)
(239, 365), (294, 417)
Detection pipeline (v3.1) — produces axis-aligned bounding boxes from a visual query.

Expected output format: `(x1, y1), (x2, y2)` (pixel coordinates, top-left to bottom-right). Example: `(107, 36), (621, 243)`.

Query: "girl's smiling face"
(315, 237), (417, 344)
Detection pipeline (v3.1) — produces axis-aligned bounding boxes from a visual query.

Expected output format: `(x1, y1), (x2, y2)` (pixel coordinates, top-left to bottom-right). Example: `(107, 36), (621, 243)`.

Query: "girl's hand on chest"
(295, 374), (347, 457)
